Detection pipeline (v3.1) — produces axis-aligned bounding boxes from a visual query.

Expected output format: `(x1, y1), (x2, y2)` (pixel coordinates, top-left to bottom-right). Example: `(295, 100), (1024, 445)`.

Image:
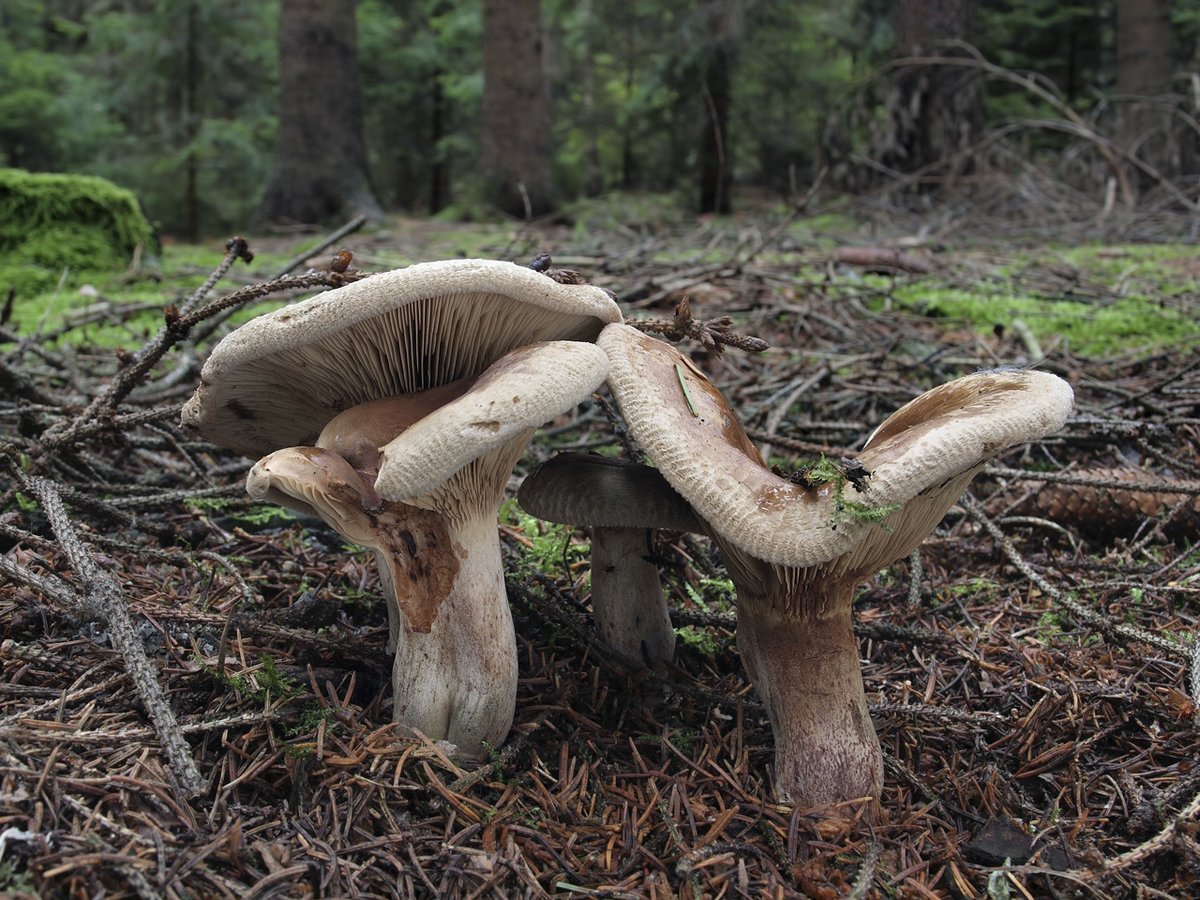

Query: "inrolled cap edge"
(600, 322), (1074, 569)
(247, 446), (385, 547)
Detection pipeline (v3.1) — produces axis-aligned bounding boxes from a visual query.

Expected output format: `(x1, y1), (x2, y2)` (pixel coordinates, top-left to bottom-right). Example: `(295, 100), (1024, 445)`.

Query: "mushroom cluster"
(185, 257), (1074, 809)
(520, 323), (1074, 808)
(184, 259), (621, 759)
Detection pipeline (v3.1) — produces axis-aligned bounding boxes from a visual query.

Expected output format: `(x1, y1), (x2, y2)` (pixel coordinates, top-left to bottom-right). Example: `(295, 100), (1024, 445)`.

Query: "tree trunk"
(259, 0), (381, 225)
(1116, 0), (1175, 185)
(183, 2), (199, 242)
(696, 3), (739, 215)
(879, 0), (985, 187)
(698, 40), (733, 214)
(480, 0), (553, 218)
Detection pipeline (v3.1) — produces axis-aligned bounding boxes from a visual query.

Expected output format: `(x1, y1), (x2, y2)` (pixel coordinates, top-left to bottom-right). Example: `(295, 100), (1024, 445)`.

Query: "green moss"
(0, 168), (155, 266)
(888, 285), (1198, 357)
(0, 168), (157, 313)
(846, 243), (1199, 356)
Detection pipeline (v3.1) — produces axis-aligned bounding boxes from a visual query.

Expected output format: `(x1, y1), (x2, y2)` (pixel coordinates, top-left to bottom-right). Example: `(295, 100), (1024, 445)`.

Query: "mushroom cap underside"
(183, 259), (622, 458)
(598, 323), (1074, 570)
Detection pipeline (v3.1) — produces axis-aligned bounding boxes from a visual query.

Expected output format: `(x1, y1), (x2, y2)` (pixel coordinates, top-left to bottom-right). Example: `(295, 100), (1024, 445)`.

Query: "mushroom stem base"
(390, 516), (517, 761)
(736, 587), (882, 809)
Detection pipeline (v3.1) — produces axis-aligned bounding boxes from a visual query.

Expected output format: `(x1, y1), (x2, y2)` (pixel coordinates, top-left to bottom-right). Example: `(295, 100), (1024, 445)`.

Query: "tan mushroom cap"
(598, 323), (1074, 570)
(518, 453), (702, 534)
(246, 446), (380, 530)
(182, 259), (622, 458)
(246, 446), (460, 635)
(376, 341), (610, 503)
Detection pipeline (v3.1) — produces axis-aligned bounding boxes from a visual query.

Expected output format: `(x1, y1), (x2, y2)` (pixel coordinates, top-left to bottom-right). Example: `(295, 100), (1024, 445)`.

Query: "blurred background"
(3, 0), (1198, 240)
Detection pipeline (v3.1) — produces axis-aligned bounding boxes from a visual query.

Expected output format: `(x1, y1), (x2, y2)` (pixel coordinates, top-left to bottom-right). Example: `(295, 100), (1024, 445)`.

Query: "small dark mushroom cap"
(518, 453), (702, 534)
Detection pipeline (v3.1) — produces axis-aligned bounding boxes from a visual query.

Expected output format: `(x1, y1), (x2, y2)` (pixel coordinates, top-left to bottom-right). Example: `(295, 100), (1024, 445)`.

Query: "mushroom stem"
(590, 527), (676, 667)
(734, 582), (881, 810)
(389, 514), (517, 759)
(373, 550), (403, 654)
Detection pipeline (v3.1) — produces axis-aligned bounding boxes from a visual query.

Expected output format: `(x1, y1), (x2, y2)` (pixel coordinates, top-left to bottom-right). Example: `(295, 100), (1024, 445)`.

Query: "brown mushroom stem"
(734, 584), (881, 808)
(597, 324), (1075, 807)
(387, 515), (516, 757)
(590, 527), (676, 667)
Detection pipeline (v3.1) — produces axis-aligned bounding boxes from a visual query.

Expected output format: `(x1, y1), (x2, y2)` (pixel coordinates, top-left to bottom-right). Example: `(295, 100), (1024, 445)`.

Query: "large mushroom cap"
(598, 323), (1074, 570)
(182, 259), (621, 458)
(375, 341), (611, 504)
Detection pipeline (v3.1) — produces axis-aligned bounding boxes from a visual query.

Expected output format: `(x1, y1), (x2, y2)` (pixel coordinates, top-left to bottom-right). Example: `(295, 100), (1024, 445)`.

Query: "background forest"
(4, 2), (1200, 898)
(5, 0), (1200, 239)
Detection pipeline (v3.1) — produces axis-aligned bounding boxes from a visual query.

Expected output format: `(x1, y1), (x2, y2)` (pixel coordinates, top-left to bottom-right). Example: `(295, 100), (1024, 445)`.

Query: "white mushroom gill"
(244, 340), (610, 760)
(180, 260), (621, 460)
(183, 260), (622, 760)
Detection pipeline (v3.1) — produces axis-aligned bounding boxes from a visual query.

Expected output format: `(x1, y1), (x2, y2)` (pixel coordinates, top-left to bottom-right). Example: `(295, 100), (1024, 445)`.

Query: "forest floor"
(2, 198), (1199, 898)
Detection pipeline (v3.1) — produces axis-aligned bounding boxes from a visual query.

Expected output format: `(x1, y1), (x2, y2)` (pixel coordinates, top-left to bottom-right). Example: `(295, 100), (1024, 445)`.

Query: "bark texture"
(259, 0), (381, 225)
(1116, 0), (1176, 186)
(695, 1), (742, 214)
(480, 0), (554, 217)
(879, 0), (985, 185)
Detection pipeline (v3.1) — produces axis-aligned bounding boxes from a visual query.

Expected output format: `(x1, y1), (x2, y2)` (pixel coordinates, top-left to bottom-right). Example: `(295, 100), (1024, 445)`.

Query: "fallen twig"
(19, 473), (206, 798)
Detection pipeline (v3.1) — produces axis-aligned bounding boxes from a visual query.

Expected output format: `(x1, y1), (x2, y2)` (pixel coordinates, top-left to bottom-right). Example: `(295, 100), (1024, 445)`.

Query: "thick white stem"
(389, 515), (517, 760)
(590, 527), (675, 668)
(735, 584), (882, 809)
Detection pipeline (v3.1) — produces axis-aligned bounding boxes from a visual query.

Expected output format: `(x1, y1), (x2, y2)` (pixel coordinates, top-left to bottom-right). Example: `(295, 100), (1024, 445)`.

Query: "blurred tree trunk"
(183, 2), (199, 242)
(879, 0), (984, 187)
(1116, 0), (1175, 186)
(696, 2), (741, 215)
(480, 0), (553, 218)
(260, 0), (381, 225)
(698, 34), (734, 214)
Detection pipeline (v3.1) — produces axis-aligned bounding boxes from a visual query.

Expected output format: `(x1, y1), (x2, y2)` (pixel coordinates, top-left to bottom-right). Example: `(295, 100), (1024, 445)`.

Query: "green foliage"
(257, 654), (300, 700)
(358, 0), (483, 212)
(888, 244), (1200, 357)
(677, 576), (735, 656)
(0, 168), (155, 262)
(1, 2), (279, 237)
(780, 454), (901, 529)
(85, 1), (279, 235)
(0, 857), (34, 896)
(500, 498), (586, 577)
(6, 0), (1200, 225)
(837, 496), (902, 526)
(203, 652), (301, 704)
(186, 497), (296, 528)
(0, 167), (158, 314)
